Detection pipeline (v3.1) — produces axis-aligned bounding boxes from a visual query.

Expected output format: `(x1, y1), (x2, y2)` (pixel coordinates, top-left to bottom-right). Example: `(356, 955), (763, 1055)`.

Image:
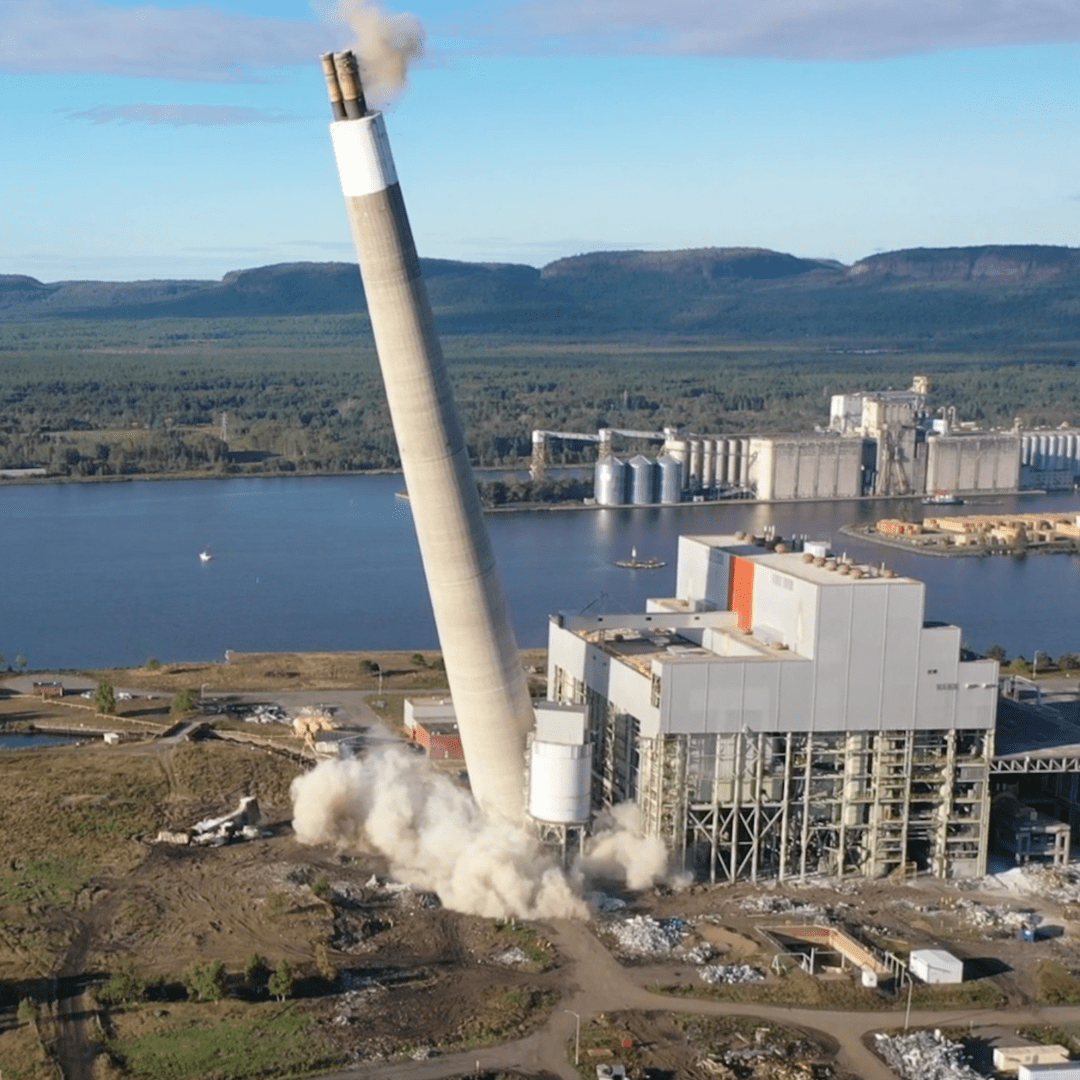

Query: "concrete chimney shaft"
(323, 53), (534, 821)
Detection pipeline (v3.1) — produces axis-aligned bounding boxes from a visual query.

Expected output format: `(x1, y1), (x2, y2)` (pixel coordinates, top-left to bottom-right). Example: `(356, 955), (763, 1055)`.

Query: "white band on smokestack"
(330, 114), (398, 197)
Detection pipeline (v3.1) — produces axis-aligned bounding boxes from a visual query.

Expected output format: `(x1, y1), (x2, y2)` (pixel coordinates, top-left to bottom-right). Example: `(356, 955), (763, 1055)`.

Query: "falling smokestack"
(321, 51), (535, 822)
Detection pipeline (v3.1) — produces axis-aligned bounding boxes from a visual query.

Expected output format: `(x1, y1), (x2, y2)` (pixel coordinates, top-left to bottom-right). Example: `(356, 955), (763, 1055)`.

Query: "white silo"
(688, 439), (703, 488)
(715, 438), (728, 487)
(527, 703), (591, 827)
(658, 454), (683, 503)
(726, 437), (740, 485)
(702, 439), (716, 488)
(595, 455), (627, 506)
(628, 454), (657, 504)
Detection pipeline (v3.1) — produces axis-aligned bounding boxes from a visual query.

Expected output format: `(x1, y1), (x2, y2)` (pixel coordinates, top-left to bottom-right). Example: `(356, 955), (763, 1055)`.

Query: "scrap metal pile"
(873, 1030), (981, 1080)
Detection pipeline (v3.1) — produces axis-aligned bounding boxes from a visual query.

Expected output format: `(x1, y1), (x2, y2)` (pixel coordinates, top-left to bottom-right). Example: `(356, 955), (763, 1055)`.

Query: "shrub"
(144, 656), (161, 670)
(17, 998), (40, 1025)
(310, 875), (332, 901)
(245, 952), (271, 995)
(94, 680), (116, 715)
(183, 960), (227, 1001)
(314, 941), (337, 983)
(97, 963), (149, 1006)
(171, 688), (196, 715)
(268, 960), (294, 1002)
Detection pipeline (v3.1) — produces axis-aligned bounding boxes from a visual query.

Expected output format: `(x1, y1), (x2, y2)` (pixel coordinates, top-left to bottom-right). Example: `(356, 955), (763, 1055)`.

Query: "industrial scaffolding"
(635, 728), (993, 882)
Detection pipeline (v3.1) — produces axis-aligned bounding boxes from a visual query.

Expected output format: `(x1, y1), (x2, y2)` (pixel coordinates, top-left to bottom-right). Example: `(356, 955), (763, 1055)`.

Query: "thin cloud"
(0, 0), (331, 80)
(67, 103), (296, 125)
(498, 0), (1080, 60)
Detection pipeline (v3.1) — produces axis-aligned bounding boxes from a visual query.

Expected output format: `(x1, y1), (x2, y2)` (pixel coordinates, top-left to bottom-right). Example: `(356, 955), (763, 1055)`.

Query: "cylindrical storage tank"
(1055, 435), (1065, 470)
(594, 455), (626, 506)
(688, 439), (703, 487)
(1022, 435), (1031, 466)
(739, 437), (751, 484)
(1039, 434), (1049, 468)
(628, 454), (657, 504)
(726, 437), (740, 484)
(1068, 434), (1077, 466)
(702, 439), (716, 488)
(528, 739), (592, 824)
(658, 453), (682, 503)
(715, 439), (728, 486)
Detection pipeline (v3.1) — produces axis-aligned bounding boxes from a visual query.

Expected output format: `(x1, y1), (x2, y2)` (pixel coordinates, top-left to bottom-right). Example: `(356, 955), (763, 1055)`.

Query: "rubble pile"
(493, 946), (530, 967)
(953, 898), (1033, 934)
(610, 915), (687, 955)
(244, 704), (289, 724)
(698, 963), (766, 985)
(740, 896), (841, 920)
(679, 943), (714, 965)
(873, 1030), (981, 1080)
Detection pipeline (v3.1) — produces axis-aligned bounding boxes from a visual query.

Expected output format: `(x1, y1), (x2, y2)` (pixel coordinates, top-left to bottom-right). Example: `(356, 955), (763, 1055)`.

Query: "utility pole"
(564, 1010), (581, 1065)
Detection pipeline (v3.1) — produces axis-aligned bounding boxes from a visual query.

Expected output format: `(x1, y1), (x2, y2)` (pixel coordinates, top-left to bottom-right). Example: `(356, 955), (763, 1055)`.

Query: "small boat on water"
(199, 549), (213, 562)
(615, 546), (666, 569)
(922, 491), (964, 506)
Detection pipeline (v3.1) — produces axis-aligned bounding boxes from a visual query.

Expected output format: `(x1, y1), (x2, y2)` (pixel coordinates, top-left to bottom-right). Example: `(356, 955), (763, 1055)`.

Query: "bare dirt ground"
(7, 664), (1080, 1080)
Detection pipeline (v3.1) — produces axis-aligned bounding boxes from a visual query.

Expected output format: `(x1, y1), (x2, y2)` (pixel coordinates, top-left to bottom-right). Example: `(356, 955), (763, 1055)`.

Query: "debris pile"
(245, 704), (288, 724)
(953, 898), (1033, 935)
(698, 963), (766, 985)
(740, 896), (840, 920)
(493, 947), (530, 967)
(610, 915), (687, 955)
(873, 1030), (981, 1080)
(155, 795), (264, 846)
(679, 943), (714, 965)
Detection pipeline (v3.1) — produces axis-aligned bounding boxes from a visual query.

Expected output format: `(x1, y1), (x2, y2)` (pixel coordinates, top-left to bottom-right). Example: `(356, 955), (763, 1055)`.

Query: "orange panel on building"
(728, 556), (755, 632)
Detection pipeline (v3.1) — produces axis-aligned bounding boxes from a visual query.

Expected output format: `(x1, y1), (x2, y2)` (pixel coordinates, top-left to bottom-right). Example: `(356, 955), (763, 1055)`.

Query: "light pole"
(904, 975), (914, 1030)
(564, 1009), (581, 1065)
(200, 682), (208, 705)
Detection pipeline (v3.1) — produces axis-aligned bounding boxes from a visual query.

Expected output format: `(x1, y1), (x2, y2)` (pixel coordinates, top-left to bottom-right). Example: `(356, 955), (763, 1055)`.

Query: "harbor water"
(1, 475), (1078, 669)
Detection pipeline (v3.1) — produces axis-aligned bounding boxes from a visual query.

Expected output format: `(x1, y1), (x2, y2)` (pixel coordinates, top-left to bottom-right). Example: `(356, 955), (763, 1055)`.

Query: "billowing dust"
(333, 0), (424, 106)
(291, 749), (672, 919)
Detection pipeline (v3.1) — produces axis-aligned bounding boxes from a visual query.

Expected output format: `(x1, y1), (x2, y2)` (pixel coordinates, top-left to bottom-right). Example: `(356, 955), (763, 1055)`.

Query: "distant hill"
(3, 244), (1080, 345)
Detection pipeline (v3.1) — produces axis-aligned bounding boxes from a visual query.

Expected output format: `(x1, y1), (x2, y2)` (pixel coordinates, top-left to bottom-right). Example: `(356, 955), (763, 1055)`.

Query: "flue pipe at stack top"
(320, 53), (347, 120)
(332, 50), (367, 119)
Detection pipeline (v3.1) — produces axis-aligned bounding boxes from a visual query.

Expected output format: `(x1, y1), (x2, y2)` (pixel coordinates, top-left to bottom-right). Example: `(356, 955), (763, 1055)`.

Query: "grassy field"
(104, 1000), (338, 1080)
(85, 648), (546, 696)
(651, 967), (1008, 1010)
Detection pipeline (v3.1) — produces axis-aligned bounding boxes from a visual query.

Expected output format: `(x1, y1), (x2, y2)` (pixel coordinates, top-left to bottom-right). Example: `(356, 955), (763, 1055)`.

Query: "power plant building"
(547, 534), (998, 882)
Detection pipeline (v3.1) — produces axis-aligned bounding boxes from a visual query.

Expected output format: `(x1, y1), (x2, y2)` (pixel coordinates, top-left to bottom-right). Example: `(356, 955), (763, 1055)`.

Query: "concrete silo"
(320, 52), (534, 822)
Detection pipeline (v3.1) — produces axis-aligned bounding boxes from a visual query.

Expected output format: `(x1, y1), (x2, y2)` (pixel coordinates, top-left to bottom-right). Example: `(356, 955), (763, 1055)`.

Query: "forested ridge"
(1, 244), (1078, 480)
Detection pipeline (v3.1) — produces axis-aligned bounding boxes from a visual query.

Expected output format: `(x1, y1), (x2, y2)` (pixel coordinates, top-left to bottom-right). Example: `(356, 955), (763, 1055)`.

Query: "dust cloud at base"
(290, 750), (675, 919)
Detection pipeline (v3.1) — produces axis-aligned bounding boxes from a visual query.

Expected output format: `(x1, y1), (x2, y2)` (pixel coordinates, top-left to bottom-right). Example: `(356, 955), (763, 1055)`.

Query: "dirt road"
(308, 916), (1080, 1080)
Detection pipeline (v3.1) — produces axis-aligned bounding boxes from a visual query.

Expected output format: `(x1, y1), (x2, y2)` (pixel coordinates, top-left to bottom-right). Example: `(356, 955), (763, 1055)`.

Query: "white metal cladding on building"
(322, 52), (535, 822)
(547, 534), (998, 883)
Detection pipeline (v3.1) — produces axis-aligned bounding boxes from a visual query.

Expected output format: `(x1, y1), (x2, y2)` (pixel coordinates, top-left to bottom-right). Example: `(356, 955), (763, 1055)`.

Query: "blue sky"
(2, 0), (1079, 281)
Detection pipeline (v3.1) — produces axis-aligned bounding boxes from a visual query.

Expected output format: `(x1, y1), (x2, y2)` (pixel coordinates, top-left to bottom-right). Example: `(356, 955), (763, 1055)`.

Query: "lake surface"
(0, 732), (85, 750)
(2, 475), (1078, 669)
